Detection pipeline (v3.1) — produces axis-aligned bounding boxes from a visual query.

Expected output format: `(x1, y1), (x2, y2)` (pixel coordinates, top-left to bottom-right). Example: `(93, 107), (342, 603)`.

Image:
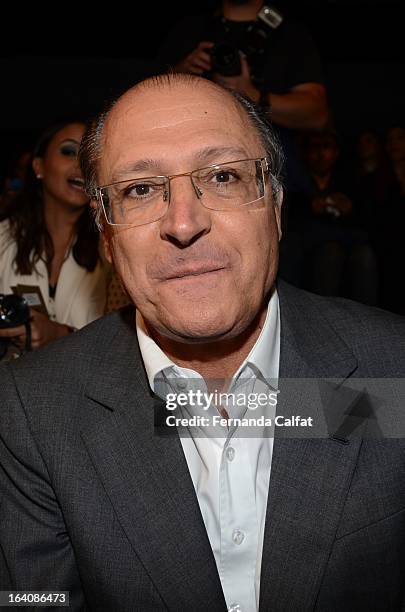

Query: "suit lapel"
(81, 309), (226, 611)
(260, 283), (361, 611)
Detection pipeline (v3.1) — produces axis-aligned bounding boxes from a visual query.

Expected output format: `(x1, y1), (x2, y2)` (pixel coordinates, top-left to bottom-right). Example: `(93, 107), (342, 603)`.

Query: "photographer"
(158, 0), (328, 133)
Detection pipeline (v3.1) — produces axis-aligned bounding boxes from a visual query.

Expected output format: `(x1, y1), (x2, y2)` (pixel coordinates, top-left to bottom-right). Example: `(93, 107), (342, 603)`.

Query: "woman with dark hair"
(0, 120), (107, 350)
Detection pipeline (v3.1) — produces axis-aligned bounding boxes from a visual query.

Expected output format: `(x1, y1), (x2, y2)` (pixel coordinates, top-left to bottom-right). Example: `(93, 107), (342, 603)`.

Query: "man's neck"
(222, 0), (262, 22)
(146, 302), (269, 385)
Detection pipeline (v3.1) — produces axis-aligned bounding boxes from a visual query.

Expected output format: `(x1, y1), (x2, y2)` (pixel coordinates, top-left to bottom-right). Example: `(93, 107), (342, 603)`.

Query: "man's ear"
(32, 157), (44, 179)
(90, 200), (113, 264)
(274, 188), (283, 241)
(101, 232), (113, 265)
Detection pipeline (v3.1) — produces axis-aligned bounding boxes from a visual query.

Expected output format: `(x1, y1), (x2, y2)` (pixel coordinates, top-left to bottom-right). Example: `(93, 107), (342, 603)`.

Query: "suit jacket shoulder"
(277, 280), (405, 377)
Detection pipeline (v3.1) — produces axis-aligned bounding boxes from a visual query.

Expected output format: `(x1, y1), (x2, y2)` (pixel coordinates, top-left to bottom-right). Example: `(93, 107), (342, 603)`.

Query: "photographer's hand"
(0, 308), (71, 350)
(212, 55), (260, 102)
(175, 41), (214, 75)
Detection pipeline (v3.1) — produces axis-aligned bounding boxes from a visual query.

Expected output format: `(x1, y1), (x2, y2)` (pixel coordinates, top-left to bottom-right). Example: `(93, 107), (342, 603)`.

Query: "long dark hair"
(4, 119), (100, 275)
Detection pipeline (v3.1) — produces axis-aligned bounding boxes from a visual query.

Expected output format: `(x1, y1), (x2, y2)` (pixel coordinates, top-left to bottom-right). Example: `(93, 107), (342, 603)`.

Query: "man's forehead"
(100, 83), (262, 176)
(104, 83), (248, 141)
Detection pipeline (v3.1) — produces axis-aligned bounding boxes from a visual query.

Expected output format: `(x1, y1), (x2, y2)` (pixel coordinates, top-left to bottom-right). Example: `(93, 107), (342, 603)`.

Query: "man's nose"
(159, 176), (212, 246)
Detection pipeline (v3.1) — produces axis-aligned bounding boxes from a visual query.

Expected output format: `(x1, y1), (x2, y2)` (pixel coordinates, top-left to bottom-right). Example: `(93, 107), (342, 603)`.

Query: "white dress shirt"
(137, 290), (280, 612)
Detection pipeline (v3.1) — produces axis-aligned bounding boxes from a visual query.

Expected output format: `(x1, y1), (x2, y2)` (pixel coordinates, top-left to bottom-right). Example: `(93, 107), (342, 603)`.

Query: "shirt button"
(176, 379), (187, 390)
(232, 529), (245, 545)
(225, 446), (235, 462)
(228, 604), (242, 612)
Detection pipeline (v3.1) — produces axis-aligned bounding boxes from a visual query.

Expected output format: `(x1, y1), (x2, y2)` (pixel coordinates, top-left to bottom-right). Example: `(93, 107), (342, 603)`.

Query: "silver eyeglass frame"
(92, 157), (271, 227)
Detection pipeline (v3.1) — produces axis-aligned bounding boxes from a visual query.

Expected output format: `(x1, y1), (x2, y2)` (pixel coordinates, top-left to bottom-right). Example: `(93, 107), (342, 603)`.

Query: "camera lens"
(210, 43), (242, 77)
(0, 294), (30, 329)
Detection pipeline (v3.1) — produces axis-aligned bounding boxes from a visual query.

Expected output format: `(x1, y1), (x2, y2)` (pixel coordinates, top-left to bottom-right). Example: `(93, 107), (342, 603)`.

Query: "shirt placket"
(218, 375), (259, 612)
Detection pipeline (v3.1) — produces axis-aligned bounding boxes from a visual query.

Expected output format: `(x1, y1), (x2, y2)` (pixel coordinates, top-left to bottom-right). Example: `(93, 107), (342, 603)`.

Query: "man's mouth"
(164, 265), (227, 280)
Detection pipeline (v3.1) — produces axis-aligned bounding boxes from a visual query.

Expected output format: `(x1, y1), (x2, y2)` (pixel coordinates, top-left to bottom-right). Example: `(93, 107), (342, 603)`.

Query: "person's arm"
(0, 365), (85, 605)
(213, 56), (328, 131)
(261, 83), (329, 131)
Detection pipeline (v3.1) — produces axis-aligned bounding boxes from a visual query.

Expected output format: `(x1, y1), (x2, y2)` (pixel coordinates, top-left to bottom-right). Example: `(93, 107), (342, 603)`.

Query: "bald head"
(112, 73), (239, 115)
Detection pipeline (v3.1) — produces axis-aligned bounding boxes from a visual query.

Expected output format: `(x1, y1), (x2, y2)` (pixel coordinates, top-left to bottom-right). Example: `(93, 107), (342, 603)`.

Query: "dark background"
(1, 0), (404, 179)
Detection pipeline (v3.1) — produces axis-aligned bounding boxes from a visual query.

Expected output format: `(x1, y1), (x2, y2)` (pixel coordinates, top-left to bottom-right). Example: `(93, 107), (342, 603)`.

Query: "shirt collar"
(136, 310), (176, 390)
(136, 288), (280, 390)
(234, 287), (280, 383)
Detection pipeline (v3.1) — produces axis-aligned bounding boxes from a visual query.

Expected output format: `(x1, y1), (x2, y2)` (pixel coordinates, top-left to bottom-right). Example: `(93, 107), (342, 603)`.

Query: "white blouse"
(0, 220), (108, 329)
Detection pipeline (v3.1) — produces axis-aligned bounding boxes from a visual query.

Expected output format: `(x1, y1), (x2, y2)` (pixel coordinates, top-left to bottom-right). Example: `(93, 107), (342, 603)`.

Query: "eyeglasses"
(93, 157), (270, 227)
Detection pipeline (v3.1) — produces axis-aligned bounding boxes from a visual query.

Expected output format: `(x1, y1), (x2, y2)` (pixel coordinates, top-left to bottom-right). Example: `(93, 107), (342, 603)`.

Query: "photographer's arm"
(213, 56), (328, 131)
(261, 83), (329, 131)
(0, 365), (85, 606)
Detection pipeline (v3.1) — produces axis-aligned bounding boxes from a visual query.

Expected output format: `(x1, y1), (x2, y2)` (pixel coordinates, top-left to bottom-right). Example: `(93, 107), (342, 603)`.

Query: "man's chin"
(152, 308), (238, 345)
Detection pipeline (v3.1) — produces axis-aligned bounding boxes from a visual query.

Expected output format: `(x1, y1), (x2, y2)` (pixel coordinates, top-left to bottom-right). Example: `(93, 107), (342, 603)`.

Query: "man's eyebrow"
(195, 146), (250, 164)
(110, 159), (161, 182)
(109, 146), (251, 183)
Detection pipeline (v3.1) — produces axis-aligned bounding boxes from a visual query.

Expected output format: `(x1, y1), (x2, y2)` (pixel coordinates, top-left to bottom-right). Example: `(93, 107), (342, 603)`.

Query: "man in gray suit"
(1, 74), (404, 611)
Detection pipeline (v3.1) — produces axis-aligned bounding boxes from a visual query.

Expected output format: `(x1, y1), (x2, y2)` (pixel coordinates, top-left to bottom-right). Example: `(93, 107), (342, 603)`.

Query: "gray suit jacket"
(0, 281), (405, 611)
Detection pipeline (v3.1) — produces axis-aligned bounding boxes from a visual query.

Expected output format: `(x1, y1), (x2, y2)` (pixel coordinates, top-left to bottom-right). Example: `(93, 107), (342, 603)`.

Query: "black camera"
(210, 4), (283, 87)
(0, 293), (30, 329)
(0, 293), (31, 359)
(210, 42), (242, 77)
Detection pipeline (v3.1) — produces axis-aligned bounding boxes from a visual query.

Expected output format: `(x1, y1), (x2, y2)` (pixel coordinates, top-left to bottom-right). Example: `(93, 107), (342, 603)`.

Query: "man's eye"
(133, 184), (151, 197)
(124, 182), (157, 199)
(212, 171), (238, 184)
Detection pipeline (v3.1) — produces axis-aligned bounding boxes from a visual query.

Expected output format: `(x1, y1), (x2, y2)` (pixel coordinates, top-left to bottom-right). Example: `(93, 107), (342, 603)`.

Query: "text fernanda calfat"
(165, 415), (314, 427)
